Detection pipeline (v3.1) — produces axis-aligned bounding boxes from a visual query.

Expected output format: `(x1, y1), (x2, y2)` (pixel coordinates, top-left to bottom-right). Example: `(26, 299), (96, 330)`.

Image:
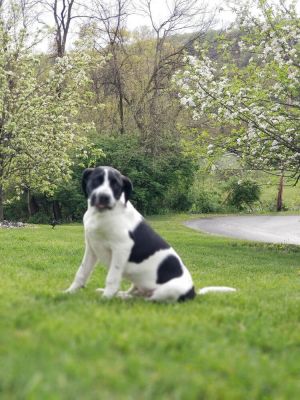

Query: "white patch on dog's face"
(82, 166), (133, 212)
(86, 167), (124, 211)
(92, 169), (115, 209)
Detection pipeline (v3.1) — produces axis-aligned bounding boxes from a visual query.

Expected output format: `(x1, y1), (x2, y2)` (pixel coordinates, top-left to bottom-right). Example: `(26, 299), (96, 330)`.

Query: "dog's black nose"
(90, 193), (112, 210)
(98, 194), (110, 205)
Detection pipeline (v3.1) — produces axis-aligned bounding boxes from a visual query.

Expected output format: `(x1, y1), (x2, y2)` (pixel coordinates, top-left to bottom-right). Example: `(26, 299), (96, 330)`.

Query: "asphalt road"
(185, 215), (300, 245)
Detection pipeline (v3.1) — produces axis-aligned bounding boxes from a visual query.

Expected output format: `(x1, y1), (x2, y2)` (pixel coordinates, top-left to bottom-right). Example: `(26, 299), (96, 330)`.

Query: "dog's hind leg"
(97, 285), (153, 300)
(116, 284), (138, 298)
(147, 280), (189, 303)
(112, 285), (144, 299)
(96, 285), (135, 299)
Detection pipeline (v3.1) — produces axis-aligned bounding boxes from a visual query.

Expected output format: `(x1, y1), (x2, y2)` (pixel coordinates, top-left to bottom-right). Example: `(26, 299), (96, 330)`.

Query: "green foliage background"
(1, 0), (300, 221)
(4, 134), (195, 219)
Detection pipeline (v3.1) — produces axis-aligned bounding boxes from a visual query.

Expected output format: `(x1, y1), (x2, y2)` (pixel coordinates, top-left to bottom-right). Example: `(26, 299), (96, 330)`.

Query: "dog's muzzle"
(91, 193), (113, 211)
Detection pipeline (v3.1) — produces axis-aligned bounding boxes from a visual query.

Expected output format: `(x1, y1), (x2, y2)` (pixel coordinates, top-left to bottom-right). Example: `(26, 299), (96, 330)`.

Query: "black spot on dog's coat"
(82, 168), (94, 198)
(129, 221), (170, 263)
(85, 168), (105, 198)
(178, 286), (196, 302)
(156, 255), (183, 284)
(122, 175), (133, 203)
(107, 169), (124, 200)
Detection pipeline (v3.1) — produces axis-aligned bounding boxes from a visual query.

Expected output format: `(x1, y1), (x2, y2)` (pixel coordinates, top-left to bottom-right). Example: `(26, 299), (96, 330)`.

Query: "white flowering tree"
(0, 1), (102, 220)
(175, 0), (300, 186)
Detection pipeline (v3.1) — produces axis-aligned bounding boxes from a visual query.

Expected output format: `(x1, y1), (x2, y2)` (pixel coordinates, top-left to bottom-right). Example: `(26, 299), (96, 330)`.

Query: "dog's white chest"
(83, 204), (141, 267)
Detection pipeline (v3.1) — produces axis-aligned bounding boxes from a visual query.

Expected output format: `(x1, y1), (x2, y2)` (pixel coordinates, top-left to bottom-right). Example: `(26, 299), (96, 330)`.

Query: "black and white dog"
(65, 166), (236, 302)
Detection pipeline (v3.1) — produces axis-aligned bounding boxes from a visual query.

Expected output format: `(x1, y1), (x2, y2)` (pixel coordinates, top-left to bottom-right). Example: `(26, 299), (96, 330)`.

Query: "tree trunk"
(52, 200), (62, 221)
(0, 183), (4, 221)
(276, 174), (284, 212)
(26, 189), (39, 216)
(119, 90), (125, 135)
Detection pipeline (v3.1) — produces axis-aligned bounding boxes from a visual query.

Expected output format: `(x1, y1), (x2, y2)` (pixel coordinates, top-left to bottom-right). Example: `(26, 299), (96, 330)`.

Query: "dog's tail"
(198, 286), (237, 295)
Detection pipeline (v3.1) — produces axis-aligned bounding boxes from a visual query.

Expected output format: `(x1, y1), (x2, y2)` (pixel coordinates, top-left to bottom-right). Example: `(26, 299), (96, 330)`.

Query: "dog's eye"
(92, 176), (104, 187)
(110, 178), (117, 185)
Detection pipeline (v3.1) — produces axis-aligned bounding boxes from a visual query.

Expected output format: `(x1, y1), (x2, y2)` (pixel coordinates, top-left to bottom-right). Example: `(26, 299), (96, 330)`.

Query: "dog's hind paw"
(116, 291), (133, 299)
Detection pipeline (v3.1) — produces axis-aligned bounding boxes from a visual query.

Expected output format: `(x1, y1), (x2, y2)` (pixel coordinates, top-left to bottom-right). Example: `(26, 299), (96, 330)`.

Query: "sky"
(126, 0), (235, 30)
(37, 0), (235, 51)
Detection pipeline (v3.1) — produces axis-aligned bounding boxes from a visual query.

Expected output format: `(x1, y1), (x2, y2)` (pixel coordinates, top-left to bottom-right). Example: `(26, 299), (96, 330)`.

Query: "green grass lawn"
(0, 215), (299, 400)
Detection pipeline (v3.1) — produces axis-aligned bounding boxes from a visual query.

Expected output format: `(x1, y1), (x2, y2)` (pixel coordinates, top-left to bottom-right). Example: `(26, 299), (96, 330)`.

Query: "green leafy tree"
(80, 0), (215, 154)
(175, 0), (300, 183)
(0, 1), (102, 220)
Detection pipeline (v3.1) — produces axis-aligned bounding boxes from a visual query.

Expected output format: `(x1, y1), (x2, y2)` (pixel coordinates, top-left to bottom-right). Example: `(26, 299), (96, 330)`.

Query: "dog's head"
(82, 166), (133, 211)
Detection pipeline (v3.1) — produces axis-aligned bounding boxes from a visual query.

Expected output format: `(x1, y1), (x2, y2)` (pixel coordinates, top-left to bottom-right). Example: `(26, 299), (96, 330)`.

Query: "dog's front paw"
(64, 283), (82, 294)
(64, 287), (76, 294)
(102, 287), (118, 299)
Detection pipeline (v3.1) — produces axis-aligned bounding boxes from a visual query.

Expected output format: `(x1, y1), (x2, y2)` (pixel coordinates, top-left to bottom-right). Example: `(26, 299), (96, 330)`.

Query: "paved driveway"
(185, 215), (300, 245)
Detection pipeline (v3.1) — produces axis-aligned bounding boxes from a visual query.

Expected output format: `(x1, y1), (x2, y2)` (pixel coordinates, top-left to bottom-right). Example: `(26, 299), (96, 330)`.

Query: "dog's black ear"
(82, 168), (94, 198)
(122, 175), (133, 203)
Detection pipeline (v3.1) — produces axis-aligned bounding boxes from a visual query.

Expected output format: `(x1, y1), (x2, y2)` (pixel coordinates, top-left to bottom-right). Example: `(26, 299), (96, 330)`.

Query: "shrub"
(94, 134), (194, 215)
(189, 190), (222, 213)
(54, 177), (87, 221)
(188, 170), (223, 214)
(4, 198), (28, 222)
(27, 211), (52, 224)
(225, 178), (261, 211)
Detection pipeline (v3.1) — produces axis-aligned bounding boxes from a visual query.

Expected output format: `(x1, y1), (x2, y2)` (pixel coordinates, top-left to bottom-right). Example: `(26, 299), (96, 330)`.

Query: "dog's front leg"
(65, 243), (97, 293)
(102, 249), (128, 299)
